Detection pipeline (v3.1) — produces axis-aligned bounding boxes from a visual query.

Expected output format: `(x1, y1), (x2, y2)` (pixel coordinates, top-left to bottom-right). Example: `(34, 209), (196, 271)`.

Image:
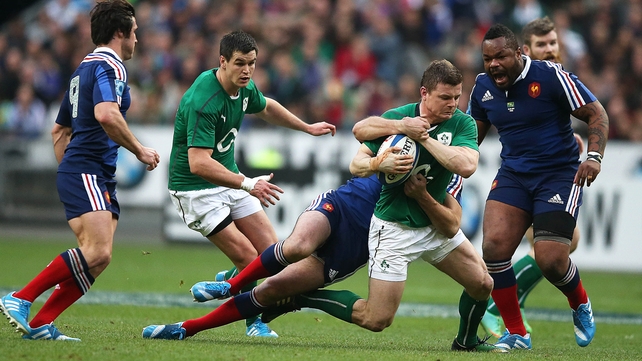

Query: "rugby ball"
(376, 134), (419, 187)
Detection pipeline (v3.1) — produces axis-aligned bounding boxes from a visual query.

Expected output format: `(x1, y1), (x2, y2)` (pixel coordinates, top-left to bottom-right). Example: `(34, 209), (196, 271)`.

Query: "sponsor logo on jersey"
(243, 97), (248, 111)
(507, 101), (515, 112)
(548, 193), (564, 204)
(115, 79), (125, 97)
(529, 82), (541, 98)
(322, 203), (334, 212)
(437, 132), (452, 145)
(481, 90), (494, 102)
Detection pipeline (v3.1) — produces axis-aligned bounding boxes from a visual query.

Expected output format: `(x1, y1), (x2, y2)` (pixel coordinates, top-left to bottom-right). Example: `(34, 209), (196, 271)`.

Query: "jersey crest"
(528, 82), (541, 98)
(437, 132), (452, 145)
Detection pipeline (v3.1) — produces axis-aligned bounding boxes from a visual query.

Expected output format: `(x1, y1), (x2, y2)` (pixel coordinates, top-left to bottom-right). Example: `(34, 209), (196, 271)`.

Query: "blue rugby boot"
(0, 292), (32, 335)
(142, 322), (187, 340)
(23, 323), (81, 341)
(572, 300), (595, 347)
(190, 281), (231, 302)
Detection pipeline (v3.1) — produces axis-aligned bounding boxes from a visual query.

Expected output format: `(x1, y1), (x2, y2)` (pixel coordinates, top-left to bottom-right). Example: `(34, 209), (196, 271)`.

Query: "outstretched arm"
(257, 97), (336, 136)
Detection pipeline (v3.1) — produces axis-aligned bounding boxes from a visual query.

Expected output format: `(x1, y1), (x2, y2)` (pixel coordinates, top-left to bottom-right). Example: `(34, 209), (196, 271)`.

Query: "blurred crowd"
(1, 0), (642, 141)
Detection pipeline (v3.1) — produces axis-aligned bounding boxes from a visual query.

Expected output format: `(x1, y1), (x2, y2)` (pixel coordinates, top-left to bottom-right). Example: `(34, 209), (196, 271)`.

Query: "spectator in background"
(1, 0), (642, 140)
(5, 83), (47, 139)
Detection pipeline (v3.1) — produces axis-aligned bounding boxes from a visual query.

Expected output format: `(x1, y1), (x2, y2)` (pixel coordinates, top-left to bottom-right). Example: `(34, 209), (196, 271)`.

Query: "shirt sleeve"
(55, 90), (72, 127)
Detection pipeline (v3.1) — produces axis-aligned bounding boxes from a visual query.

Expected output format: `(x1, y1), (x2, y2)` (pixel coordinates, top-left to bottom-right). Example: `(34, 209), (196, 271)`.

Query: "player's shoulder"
(471, 72), (493, 95)
(381, 103), (418, 120)
(449, 108), (475, 125)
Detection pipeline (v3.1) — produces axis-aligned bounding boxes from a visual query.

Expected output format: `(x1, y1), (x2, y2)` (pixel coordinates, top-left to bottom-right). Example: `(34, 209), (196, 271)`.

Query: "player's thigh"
(255, 257), (325, 305)
(207, 222), (259, 269)
(433, 238), (491, 299)
(482, 200), (531, 260)
(234, 210), (278, 253)
(67, 211), (116, 266)
(281, 211), (332, 260)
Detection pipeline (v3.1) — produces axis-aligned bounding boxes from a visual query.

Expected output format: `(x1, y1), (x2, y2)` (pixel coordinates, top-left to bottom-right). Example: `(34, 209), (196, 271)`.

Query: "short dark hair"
(483, 23), (520, 51)
(420, 59), (462, 92)
(522, 16), (556, 47)
(220, 30), (259, 60)
(90, 0), (135, 46)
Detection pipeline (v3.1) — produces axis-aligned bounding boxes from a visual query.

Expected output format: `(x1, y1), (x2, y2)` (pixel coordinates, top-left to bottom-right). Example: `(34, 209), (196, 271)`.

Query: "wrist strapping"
(241, 175), (271, 192)
(587, 151), (602, 164)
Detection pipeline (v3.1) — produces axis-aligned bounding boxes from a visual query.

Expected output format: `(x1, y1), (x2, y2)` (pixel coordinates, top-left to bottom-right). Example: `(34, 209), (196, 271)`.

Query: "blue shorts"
(307, 190), (371, 287)
(487, 166), (582, 218)
(57, 172), (120, 220)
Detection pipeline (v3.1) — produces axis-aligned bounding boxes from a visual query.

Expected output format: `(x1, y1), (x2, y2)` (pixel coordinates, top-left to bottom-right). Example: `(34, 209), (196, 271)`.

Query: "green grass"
(1, 236), (641, 360)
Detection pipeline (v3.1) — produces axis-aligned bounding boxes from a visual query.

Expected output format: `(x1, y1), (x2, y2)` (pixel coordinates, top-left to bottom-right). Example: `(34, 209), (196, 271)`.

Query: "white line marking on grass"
(2, 288), (641, 325)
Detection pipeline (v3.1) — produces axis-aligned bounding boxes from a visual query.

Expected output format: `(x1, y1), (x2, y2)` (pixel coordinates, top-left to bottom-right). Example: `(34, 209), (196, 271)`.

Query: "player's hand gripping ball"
(376, 134), (419, 187)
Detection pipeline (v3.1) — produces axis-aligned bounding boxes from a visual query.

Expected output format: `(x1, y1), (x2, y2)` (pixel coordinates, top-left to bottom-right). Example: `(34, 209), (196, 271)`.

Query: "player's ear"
(220, 55), (226, 70)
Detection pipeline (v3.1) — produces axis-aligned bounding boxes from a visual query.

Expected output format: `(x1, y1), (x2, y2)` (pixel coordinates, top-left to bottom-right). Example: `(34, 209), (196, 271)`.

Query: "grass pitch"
(0, 236), (641, 360)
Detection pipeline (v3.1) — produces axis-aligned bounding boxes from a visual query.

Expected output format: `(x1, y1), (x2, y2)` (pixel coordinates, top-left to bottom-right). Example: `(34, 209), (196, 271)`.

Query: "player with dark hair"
(0, 0), (160, 341)
(165, 29), (335, 338)
(481, 16), (584, 338)
(469, 23), (608, 350)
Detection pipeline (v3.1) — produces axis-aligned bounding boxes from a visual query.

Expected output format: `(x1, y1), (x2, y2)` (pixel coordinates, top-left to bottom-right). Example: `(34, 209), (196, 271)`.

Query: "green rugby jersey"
(364, 104), (478, 228)
(168, 69), (266, 191)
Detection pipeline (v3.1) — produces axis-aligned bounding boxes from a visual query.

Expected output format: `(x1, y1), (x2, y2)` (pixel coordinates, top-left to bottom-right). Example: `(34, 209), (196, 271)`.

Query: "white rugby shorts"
(368, 215), (465, 282)
(168, 186), (262, 236)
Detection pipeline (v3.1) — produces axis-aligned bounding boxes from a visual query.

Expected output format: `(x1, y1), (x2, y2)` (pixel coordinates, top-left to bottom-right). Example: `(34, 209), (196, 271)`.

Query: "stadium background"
(1, 0), (641, 271)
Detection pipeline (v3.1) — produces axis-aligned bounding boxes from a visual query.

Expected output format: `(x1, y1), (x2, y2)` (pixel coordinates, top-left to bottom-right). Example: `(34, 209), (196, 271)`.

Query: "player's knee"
(361, 316), (393, 332)
(256, 277), (288, 302)
(532, 211), (574, 245)
(466, 274), (493, 300)
(282, 238), (315, 262)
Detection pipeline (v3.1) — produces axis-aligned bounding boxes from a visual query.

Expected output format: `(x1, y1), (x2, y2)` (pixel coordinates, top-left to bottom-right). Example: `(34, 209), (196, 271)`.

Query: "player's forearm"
(419, 138), (478, 178)
(574, 101), (609, 156)
(352, 116), (401, 142)
(349, 149), (377, 178)
(100, 115), (144, 156)
(51, 124), (71, 164)
(415, 194), (460, 238)
(258, 98), (308, 132)
(188, 154), (245, 189)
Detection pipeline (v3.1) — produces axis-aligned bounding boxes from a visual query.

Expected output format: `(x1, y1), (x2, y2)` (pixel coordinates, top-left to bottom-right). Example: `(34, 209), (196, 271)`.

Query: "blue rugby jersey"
(469, 56), (596, 173)
(55, 47), (130, 178)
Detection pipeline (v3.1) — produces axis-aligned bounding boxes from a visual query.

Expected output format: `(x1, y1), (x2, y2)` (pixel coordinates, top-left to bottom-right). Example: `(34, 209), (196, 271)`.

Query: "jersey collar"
(512, 55), (531, 85)
(93, 47), (123, 62)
